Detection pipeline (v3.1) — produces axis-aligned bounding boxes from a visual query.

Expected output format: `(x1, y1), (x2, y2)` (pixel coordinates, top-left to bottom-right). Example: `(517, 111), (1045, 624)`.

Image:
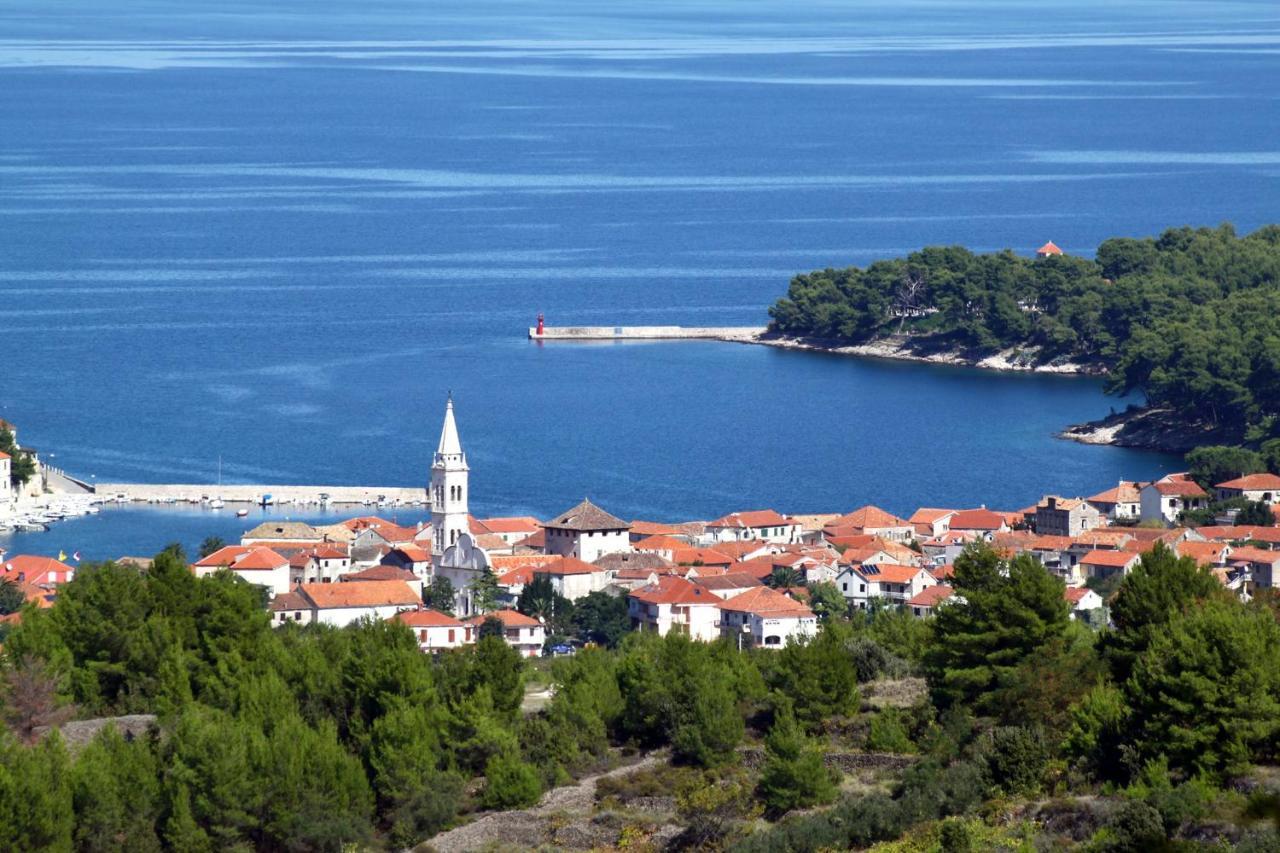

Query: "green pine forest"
(768, 224), (1280, 450)
(5, 542), (1280, 850)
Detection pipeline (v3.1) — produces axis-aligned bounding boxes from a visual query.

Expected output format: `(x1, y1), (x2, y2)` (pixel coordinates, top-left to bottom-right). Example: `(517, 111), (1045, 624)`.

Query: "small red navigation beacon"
(536, 313), (545, 336)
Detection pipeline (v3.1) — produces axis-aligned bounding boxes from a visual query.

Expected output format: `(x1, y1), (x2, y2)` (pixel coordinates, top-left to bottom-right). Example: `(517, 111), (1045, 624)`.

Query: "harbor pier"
(92, 483), (427, 507)
(529, 325), (766, 342)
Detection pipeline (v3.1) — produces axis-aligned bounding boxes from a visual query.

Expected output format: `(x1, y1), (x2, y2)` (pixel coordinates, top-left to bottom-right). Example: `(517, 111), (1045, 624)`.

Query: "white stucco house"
(1140, 477), (1208, 525)
(542, 498), (633, 563)
(294, 579), (421, 627)
(717, 586), (817, 649)
(390, 608), (472, 652)
(464, 609), (546, 657)
(837, 563), (936, 609)
(627, 575), (721, 641)
(194, 545), (294, 595)
(534, 555), (611, 601)
(706, 509), (799, 544)
(1216, 473), (1280, 505)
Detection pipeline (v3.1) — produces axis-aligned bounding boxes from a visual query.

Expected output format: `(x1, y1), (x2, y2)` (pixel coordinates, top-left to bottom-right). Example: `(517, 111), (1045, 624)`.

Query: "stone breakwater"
(529, 325), (765, 341)
(529, 326), (1101, 376)
(93, 482), (427, 506)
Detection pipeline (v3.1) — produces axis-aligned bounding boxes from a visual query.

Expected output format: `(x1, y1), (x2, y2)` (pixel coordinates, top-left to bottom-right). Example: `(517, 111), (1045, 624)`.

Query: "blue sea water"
(2, 0), (1278, 559)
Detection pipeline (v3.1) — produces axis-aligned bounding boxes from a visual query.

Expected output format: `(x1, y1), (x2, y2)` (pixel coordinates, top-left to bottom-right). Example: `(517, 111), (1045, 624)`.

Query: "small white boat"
(210, 498), (225, 510)
(236, 508), (249, 518)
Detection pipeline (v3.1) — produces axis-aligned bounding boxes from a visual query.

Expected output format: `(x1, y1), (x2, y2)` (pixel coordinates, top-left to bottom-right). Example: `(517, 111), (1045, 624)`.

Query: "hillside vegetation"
(769, 224), (1280, 447)
(4, 544), (1280, 850)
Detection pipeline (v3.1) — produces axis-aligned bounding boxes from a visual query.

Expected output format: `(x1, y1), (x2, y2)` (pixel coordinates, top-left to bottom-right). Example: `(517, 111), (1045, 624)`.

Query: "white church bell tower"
(431, 395), (470, 568)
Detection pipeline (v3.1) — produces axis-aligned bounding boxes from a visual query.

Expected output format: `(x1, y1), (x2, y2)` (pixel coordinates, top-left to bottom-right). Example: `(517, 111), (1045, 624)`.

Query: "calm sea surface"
(2, 0), (1277, 558)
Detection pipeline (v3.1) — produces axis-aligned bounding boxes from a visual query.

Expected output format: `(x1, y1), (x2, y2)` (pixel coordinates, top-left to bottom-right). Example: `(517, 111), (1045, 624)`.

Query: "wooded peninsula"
(768, 225), (1280, 455)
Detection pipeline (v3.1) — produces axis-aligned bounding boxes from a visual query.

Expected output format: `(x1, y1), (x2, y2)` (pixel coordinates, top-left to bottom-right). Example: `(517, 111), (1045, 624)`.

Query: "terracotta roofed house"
(464, 609), (546, 657)
(628, 575), (721, 641)
(295, 579), (420, 627)
(1141, 477), (1208, 525)
(390, 608), (471, 652)
(717, 586), (817, 648)
(242, 521), (323, 546)
(706, 509), (799, 544)
(477, 516), (543, 546)
(1086, 481), (1145, 521)
(1079, 549), (1140, 582)
(0, 555), (76, 608)
(534, 555), (610, 601)
(909, 508), (958, 538)
(542, 498), (632, 562)
(194, 545), (293, 594)
(908, 584), (954, 618)
(1036, 240), (1064, 257)
(1216, 473), (1280, 505)
(948, 508), (1010, 539)
(824, 506), (915, 543)
(1227, 546), (1280, 588)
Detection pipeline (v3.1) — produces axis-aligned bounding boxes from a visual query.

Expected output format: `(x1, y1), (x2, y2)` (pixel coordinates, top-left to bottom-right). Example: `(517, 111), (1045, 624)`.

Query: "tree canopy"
(769, 225), (1280, 444)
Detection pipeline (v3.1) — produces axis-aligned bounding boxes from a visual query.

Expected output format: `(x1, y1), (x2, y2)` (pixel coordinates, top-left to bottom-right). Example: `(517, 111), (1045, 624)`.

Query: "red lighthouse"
(536, 313), (544, 336)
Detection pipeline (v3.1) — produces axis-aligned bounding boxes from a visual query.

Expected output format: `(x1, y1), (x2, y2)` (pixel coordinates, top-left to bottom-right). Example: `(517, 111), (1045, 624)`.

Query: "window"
(448, 629), (455, 643)
(859, 583), (866, 592)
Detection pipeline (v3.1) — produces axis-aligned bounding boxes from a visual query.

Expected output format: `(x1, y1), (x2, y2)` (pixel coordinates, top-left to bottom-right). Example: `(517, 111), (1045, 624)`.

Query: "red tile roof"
(300, 580), (419, 609)
(1150, 480), (1207, 498)
(1217, 473), (1280, 491)
(719, 586), (813, 617)
(828, 506), (910, 531)
(671, 547), (733, 567)
(229, 547), (289, 571)
(1063, 587), (1096, 604)
(633, 534), (687, 552)
(858, 563), (927, 584)
(1037, 240), (1063, 256)
(708, 509), (791, 530)
(1080, 549), (1138, 568)
(629, 575), (718, 606)
(479, 516), (543, 534)
(391, 608), (463, 628)
(949, 508), (1007, 531)
(463, 609), (542, 628)
(1228, 546), (1280, 566)
(908, 585), (954, 607)
(629, 520), (684, 537)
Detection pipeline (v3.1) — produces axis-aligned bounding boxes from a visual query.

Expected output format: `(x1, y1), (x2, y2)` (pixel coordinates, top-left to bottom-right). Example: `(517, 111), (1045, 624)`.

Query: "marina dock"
(92, 483), (427, 507)
(529, 325), (766, 342)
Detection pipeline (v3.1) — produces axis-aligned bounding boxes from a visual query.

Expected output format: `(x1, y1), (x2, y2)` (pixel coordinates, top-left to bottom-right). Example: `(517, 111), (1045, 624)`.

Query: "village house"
(341, 565), (424, 598)
(379, 544), (432, 578)
(908, 508), (957, 539)
(1078, 549), (1140, 582)
(716, 586), (817, 649)
(706, 509), (799, 544)
(824, 506), (915, 543)
(1034, 496), (1103, 538)
(1226, 546), (1280, 588)
(464, 609), (546, 658)
(1064, 587), (1104, 617)
(836, 562), (935, 609)
(472, 516), (542, 546)
(0, 554), (75, 608)
(1175, 540), (1230, 568)
(534, 555), (611, 601)
(542, 498), (633, 563)
(291, 579), (420, 627)
(627, 575), (721, 641)
(947, 508), (1011, 539)
(389, 608), (471, 652)
(1215, 473), (1280, 505)
(1086, 481), (1145, 521)
(908, 584), (954, 618)
(290, 545), (351, 584)
(1140, 477), (1208, 525)
(194, 545), (293, 595)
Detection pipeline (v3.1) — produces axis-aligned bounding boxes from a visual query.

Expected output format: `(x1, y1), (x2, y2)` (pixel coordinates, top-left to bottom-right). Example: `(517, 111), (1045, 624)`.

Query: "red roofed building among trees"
(1036, 241), (1064, 258)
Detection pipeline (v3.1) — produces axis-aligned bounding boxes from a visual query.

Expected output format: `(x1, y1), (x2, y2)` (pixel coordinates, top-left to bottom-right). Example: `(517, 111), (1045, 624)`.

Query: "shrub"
(981, 727), (1049, 796)
(866, 708), (916, 754)
(481, 752), (542, 810)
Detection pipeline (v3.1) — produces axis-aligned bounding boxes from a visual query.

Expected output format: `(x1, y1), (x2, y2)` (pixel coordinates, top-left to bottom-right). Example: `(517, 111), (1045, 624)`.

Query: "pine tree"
(757, 701), (836, 816)
(72, 725), (163, 852)
(162, 782), (211, 853)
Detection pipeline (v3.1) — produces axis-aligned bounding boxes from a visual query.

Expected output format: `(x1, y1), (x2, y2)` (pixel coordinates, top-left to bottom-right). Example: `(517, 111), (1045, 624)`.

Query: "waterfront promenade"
(93, 482), (426, 506)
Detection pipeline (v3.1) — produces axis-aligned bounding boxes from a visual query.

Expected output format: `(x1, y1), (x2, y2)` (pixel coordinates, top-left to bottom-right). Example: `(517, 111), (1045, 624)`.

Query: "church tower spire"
(431, 395), (470, 565)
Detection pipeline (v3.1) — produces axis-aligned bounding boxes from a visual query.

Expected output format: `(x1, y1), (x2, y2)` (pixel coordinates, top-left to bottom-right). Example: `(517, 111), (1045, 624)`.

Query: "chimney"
(1047, 497), (1057, 510)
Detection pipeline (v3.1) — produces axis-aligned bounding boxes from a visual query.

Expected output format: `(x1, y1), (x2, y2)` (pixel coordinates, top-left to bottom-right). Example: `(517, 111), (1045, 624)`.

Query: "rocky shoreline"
(734, 332), (1106, 376)
(1058, 407), (1240, 455)
(727, 332), (1226, 454)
